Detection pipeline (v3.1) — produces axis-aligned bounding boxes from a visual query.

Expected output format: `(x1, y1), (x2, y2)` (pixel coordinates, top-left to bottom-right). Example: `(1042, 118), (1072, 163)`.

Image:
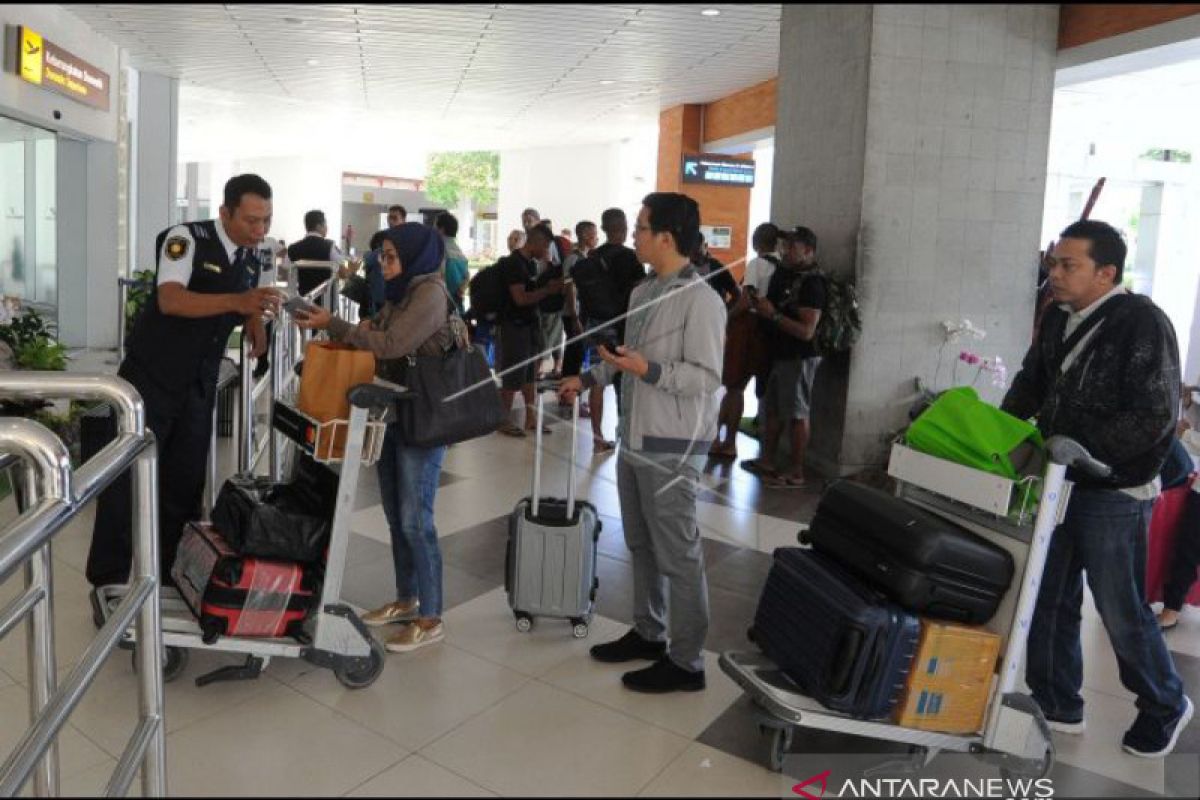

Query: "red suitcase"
(1146, 480), (1200, 607)
(171, 522), (319, 644)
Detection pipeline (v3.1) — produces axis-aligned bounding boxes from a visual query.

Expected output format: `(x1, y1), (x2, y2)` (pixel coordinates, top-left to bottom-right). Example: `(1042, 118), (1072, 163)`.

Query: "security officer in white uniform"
(86, 174), (284, 589)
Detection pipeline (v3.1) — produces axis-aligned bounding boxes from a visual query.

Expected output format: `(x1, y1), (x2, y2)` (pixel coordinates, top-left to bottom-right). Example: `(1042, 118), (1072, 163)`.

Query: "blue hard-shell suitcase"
(751, 547), (921, 720)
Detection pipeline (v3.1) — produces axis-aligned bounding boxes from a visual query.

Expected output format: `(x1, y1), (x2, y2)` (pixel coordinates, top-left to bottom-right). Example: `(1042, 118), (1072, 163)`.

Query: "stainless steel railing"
(0, 373), (166, 798)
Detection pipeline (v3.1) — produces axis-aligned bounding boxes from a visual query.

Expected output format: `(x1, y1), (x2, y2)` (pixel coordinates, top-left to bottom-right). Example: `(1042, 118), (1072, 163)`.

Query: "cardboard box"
(895, 620), (1001, 734)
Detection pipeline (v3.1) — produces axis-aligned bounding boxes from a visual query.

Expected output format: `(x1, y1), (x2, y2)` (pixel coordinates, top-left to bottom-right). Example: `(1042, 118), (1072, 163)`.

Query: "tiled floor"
(2, 374), (1199, 796)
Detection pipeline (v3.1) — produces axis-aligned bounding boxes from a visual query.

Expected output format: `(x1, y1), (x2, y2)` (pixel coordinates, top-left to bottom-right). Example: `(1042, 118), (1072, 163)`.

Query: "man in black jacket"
(1002, 219), (1191, 758)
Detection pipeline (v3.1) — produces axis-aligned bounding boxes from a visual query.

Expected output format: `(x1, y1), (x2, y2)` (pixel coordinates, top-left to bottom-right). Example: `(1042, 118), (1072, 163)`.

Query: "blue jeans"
(1027, 487), (1185, 738)
(376, 426), (447, 618)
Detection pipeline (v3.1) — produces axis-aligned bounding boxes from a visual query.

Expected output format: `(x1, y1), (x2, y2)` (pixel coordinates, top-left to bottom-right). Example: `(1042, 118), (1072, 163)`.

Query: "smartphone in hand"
(283, 296), (319, 317)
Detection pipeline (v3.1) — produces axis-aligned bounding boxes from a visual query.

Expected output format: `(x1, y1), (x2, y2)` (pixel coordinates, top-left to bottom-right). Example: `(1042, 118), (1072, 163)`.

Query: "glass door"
(0, 116), (57, 317)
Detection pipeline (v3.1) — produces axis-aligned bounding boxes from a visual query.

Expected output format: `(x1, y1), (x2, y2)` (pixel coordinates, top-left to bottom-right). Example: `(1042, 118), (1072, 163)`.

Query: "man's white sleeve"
(156, 225), (196, 286)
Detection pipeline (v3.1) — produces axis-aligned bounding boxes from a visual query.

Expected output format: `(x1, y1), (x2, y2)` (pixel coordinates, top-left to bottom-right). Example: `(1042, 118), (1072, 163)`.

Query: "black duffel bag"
(211, 455), (338, 563)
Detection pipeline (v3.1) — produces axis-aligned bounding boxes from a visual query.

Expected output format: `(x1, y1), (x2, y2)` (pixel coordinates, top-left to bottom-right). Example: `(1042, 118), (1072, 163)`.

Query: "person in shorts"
(743, 226), (825, 488)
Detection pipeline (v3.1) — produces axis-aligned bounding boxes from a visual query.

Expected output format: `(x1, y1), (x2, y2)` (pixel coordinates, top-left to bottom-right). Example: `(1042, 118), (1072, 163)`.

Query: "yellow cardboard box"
(895, 620), (1001, 734)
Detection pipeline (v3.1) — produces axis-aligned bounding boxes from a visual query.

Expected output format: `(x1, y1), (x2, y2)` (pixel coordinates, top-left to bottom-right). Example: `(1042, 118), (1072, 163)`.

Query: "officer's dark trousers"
(85, 359), (217, 587)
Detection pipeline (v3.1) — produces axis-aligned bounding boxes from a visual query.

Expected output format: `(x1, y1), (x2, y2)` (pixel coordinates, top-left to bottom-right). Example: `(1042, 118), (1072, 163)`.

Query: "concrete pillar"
(55, 138), (119, 350)
(772, 4), (1059, 474)
(1134, 183), (1164, 296)
(132, 70), (179, 272)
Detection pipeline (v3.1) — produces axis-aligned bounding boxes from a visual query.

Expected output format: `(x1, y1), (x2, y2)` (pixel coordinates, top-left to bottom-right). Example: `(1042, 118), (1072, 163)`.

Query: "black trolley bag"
(751, 547), (920, 720)
(806, 481), (1015, 625)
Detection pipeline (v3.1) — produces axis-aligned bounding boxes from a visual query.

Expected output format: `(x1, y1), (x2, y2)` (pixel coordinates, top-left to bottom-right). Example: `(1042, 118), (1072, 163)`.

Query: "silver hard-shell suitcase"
(505, 393), (600, 638)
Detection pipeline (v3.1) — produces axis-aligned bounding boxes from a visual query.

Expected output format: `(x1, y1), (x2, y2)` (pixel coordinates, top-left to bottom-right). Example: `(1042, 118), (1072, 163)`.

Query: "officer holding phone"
(86, 174), (284, 592)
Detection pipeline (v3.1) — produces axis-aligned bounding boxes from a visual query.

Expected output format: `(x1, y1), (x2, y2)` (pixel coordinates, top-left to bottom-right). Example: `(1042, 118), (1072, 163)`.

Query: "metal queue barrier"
(0, 374), (166, 798)
(232, 270), (341, 484)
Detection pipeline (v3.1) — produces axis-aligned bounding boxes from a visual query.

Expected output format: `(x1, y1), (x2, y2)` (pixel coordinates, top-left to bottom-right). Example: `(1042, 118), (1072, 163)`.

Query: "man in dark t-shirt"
(743, 226), (825, 488)
(496, 222), (563, 436)
(579, 209), (647, 450)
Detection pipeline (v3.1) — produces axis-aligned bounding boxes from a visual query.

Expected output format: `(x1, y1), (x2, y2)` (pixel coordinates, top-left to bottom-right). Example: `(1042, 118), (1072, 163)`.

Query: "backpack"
(534, 259), (566, 314)
(571, 253), (623, 322)
(800, 270), (861, 358)
(468, 262), (508, 318)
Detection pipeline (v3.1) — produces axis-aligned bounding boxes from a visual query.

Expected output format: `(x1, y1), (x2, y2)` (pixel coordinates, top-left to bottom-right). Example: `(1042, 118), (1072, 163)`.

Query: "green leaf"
(424, 151), (499, 209)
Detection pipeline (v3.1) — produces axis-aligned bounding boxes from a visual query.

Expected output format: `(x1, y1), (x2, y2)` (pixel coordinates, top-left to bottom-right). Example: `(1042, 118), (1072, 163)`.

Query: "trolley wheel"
(131, 645), (189, 683)
(571, 620), (589, 639)
(999, 745), (1054, 782)
(334, 637), (386, 690)
(763, 725), (794, 773)
(515, 614), (534, 633)
(797, 528), (811, 546)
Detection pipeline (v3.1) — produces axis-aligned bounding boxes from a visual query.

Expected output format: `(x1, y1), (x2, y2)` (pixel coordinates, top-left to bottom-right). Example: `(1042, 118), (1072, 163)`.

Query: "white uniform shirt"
(157, 221), (274, 288)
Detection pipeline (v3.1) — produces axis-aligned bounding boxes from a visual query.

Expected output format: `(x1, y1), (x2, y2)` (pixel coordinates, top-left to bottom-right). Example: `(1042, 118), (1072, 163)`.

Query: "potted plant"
(0, 297), (86, 465)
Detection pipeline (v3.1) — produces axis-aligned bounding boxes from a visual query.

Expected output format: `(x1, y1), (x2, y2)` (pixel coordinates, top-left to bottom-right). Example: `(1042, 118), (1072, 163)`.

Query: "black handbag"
(394, 341), (505, 448)
(211, 455), (338, 563)
(393, 289), (504, 448)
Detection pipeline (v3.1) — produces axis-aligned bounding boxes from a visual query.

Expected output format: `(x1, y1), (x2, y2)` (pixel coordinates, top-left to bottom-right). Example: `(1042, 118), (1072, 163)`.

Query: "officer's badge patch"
(202, 262), (222, 273)
(165, 236), (190, 261)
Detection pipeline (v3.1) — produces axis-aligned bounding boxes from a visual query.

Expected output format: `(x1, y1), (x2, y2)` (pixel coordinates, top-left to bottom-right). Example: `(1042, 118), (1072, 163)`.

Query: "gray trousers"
(616, 450), (710, 672)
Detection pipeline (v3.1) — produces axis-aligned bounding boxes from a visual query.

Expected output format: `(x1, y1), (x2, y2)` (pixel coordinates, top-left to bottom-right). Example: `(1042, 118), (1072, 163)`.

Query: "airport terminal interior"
(4, 3), (1200, 798)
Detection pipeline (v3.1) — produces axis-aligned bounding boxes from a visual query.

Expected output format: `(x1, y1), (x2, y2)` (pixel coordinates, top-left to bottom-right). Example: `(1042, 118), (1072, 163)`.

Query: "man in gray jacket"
(560, 192), (726, 693)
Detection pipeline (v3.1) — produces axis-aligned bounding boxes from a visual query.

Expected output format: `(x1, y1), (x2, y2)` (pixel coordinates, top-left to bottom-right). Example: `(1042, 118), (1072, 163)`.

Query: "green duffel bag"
(906, 386), (1044, 482)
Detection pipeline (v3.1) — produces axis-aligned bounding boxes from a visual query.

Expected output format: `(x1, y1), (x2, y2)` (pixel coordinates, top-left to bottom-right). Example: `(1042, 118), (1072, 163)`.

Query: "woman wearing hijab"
(296, 222), (466, 652)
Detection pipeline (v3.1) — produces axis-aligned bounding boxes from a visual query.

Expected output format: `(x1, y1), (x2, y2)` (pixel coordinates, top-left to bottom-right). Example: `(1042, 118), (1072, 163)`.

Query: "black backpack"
(468, 262), (508, 318)
(571, 253), (623, 322)
(535, 260), (566, 314)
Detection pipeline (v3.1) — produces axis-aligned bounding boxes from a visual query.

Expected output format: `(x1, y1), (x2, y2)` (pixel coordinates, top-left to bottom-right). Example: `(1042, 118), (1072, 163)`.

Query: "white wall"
(0, 6), (120, 142)
(498, 126), (657, 241)
(747, 141), (775, 263)
(205, 155), (343, 247)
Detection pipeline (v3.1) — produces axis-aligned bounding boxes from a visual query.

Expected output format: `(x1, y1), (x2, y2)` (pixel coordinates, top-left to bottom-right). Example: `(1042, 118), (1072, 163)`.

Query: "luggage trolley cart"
(95, 381), (410, 689)
(720, 435), (1111, 776)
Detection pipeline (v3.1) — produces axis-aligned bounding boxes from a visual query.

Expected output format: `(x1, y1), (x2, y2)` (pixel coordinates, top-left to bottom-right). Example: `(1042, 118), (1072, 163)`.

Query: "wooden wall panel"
(703, 78), (778, 144)
(1058, 4), (1200, 49)
(656, 105), (703, 193)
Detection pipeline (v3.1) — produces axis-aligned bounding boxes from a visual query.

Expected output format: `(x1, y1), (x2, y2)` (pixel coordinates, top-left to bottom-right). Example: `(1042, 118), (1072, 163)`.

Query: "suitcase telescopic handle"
(531, 392), (582, 519)
(1045, 436), (1111, 479)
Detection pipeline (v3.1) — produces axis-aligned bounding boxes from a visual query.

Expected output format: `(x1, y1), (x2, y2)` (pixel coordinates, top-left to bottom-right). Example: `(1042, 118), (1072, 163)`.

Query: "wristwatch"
(771, 311), (784, 325)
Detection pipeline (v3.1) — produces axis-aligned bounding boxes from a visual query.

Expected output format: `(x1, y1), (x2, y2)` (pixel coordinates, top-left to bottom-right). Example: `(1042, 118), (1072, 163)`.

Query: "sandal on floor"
(593, 438), (616, 453)
(498, 422), (526, 438)
(740, 459), (777, 478)
(765, 473), (808, 489)
(525, 424), (553, 435)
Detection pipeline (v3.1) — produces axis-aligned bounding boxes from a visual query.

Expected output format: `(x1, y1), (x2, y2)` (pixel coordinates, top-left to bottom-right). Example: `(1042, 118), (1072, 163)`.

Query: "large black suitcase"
(751, 548), (920, 720)
(807, 481), (1014, 625)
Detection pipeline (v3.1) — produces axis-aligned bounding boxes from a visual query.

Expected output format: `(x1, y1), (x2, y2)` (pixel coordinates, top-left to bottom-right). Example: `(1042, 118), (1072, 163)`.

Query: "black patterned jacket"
(1001, 292), (1181, 489)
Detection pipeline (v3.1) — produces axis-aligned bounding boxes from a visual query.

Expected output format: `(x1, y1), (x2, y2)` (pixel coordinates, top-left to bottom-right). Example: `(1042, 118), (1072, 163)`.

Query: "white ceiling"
(1053, 55), (1200, 155)
(62, 3), (781, 154)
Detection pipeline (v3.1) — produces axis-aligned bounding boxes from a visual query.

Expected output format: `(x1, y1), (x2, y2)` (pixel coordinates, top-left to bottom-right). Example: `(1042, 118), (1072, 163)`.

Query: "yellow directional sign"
(19, 27), (44, 86)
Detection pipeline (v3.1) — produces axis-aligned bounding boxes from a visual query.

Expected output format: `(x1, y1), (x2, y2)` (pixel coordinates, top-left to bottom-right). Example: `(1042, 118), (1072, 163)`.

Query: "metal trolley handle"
(347, 382), (415, 410)
(1044, 435), (1111, 480)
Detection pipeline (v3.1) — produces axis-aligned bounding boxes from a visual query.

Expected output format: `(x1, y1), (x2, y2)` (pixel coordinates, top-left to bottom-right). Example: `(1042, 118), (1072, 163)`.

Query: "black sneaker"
(589, 629), (667, 663)
(622, 657), (706, 694)
(1122, 696), (1194, 758)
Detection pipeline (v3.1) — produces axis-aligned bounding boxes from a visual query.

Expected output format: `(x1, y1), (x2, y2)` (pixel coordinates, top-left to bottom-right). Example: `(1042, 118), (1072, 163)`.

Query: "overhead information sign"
(681, 153), (756, 187)
(16, 26), (111, 111)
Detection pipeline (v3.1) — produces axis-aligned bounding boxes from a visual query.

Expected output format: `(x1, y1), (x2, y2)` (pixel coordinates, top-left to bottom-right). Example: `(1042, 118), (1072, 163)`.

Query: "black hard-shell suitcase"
(751, 548), (920, 720)
(807, 481), (1014, 625)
